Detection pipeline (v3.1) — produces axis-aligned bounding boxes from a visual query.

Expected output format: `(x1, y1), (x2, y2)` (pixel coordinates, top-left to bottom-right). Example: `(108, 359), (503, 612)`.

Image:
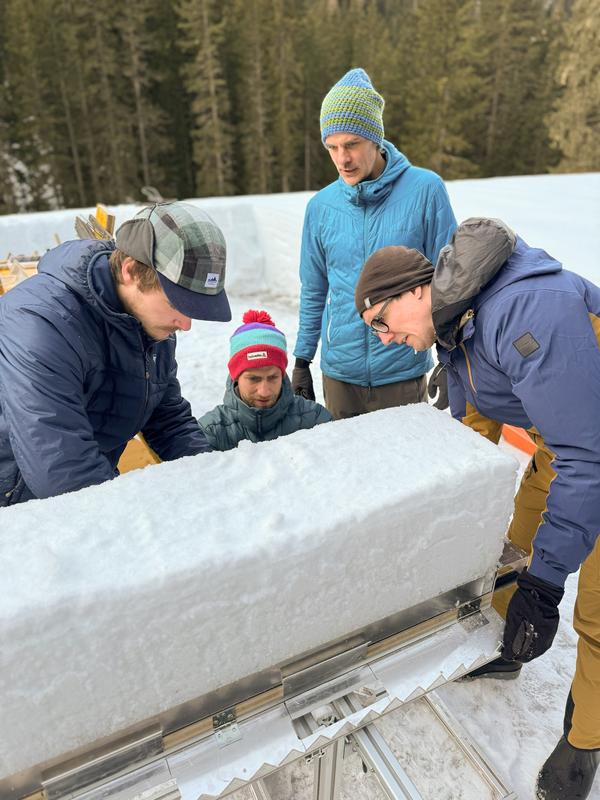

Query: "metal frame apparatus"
(7, 543), (527, 800)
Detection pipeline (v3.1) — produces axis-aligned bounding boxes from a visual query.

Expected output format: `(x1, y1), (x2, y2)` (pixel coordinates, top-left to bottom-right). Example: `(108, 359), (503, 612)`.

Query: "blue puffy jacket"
(294, 140), (456, 385)
(0, 239), (210, 506)
(435, 223), (600, 588)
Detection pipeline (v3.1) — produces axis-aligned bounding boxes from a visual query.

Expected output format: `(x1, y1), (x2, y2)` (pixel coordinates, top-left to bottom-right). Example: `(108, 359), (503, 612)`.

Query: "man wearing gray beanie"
(292, 67), (456, 419)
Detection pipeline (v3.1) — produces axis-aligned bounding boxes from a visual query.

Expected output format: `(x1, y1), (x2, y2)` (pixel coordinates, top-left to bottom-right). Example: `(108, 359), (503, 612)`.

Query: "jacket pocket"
(326, 292), (339, 345)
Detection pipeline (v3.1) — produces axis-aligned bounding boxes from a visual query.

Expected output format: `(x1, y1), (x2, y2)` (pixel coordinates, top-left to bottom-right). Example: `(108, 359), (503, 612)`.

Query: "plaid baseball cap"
(115, 202), (231, 321)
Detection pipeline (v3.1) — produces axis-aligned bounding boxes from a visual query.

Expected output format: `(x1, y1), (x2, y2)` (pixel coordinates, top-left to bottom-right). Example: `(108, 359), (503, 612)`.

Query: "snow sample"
(0, 404), (517, 780)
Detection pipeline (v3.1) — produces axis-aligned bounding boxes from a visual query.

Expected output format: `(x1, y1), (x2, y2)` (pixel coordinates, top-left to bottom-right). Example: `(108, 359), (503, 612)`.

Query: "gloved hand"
(501, 569), (564, 663)
(427, 363), (449, 410)
(291, 358), (315, 401)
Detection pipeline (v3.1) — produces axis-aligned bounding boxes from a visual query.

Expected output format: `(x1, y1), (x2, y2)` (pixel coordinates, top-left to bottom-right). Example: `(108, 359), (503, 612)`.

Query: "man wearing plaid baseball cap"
(115, 202), (231, 324)
(0, 201), (229, 507)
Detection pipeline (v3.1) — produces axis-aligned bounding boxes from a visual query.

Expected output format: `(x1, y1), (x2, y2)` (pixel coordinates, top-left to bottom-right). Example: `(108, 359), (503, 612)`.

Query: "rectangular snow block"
(0, 404), (517, 780)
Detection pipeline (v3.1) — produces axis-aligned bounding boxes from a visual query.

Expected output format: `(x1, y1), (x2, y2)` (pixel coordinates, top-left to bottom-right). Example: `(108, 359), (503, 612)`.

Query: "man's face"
(324, 132), (384, 185)
(129, 288), (192, 341)
(237, 366), (283, 409)
(117, 257), (192, 340)
(362, 286), (436, 352)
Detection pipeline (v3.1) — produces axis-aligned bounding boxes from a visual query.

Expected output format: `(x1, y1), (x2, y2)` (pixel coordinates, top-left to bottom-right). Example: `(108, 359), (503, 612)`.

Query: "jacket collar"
(432, 218), (517, 351)
(339, 140), (411, 206)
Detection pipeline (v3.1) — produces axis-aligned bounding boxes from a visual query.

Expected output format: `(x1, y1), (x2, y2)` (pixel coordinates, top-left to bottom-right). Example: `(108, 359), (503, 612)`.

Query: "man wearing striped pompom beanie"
(199, 310), (332, 451)
(293, 67), (457, 419)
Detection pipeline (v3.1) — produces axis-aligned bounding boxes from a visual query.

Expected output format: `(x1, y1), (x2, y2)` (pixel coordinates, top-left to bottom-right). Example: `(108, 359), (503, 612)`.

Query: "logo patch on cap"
(247, 351), (268, 360)
(513, 332), (540, 358)
(205, 272), (219, 288)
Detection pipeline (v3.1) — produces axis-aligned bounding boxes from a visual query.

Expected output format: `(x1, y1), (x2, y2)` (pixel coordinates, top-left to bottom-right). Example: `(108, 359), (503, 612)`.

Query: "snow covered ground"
(1, 172), (600, 798)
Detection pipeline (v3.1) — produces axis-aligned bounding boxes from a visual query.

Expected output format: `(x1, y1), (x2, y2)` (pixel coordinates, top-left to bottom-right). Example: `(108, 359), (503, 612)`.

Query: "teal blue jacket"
(294, 140), (456, 385)
(199, 375), (332, 451)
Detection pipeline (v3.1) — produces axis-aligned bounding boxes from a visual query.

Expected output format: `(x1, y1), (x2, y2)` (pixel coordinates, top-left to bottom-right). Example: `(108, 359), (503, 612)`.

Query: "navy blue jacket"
(437, 232), (600, 588)
(0, 240), (210, 506)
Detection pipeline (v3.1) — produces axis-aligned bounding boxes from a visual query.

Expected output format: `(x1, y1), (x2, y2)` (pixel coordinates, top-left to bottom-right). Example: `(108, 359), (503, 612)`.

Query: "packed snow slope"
(1, 173), (599, 299)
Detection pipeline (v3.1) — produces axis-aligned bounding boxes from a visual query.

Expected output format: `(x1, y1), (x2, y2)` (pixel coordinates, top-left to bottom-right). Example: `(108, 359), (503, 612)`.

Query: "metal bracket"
(212, 708), (241, 749)
(458, 597), (482, 620)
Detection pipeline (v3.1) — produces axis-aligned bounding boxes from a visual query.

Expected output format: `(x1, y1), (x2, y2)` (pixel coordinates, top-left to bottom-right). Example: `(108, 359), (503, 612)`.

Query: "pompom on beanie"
(228, 310), (288, 381)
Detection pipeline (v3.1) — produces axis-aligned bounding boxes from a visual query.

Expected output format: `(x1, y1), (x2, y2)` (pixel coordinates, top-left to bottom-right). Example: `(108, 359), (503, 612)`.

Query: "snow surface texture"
(0, 405), (516, 779)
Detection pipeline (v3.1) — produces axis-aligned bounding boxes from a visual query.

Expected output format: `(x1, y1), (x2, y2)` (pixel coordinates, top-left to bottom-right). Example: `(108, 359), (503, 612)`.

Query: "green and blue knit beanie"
(320, 68), (385, 147)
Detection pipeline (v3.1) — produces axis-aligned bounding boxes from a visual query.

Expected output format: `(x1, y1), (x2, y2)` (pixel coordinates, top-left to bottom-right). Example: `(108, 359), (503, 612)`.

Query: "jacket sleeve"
(197, 406), (239, 452)
(0, 308), (115, 499)
(490, 290), (600, 587)
(423, 180), (457, 266)
(315, 404), (333, 424)
(142, 370), (212, 459)
(294, 200), (329, 362)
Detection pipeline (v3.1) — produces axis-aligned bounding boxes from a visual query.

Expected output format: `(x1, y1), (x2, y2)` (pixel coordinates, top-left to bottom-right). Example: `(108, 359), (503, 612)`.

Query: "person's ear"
(120, 257), (137, 286)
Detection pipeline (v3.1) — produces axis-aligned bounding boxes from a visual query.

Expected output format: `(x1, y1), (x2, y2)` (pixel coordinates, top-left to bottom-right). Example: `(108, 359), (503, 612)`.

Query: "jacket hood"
(223, 374), (294, 432)
(37, 238), (130, 323)
(432, 218), (517, 350)
(340, 140), (411, 205)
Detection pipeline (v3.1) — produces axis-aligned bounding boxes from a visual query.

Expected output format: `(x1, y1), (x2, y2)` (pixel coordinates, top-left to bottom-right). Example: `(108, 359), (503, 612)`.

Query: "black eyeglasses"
(369, 296), (396, 333)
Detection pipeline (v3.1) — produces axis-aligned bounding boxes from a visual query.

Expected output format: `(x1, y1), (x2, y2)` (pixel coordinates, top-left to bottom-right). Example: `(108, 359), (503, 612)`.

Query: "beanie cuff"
(228, 346), (288, 381)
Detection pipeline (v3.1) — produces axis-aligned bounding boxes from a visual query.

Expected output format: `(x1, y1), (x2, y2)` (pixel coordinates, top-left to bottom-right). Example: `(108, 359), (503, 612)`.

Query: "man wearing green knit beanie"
(292, 67), (457, 419)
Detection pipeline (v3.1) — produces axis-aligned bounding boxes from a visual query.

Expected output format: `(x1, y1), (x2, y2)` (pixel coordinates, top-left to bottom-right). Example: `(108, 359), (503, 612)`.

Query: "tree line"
(0, 0), (598, 214)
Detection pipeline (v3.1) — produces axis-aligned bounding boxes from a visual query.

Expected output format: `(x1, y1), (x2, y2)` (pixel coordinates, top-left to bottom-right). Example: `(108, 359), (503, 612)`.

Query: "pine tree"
(549, 0), (600, 172)
(469, 0), (560, 176)
(297, 0), (349, 190)
(228, 0), (273, 194)
(402, 0), (483, 179)
(2, 0), (62, 210)
(178, 0), (234, 196)
(270, 0), (304, 192)
(115, 0), (170, 194)
(150, 0), (196, 200)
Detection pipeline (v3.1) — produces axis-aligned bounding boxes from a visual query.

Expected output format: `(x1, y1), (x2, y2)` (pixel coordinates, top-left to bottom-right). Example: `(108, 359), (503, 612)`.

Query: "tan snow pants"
(493, 429), (600, 750)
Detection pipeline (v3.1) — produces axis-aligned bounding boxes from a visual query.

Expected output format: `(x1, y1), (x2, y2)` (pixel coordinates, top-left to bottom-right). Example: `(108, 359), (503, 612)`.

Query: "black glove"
(427, 363), (449, 410)
(291, 358), (315, 401)
(501, 569), (564, 663)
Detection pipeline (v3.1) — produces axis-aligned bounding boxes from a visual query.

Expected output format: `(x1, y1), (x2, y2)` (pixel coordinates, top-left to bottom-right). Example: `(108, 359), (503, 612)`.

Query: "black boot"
(536, 736), (600, 799)
(459, 655), (522, 681)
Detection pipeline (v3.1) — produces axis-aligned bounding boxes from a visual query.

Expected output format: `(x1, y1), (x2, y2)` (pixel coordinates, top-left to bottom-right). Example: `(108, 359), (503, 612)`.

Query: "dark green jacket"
(199, 375), (332, 451)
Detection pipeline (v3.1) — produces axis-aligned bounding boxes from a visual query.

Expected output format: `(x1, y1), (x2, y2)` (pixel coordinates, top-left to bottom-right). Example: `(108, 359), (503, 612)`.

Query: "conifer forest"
(0, 0), (598, 213)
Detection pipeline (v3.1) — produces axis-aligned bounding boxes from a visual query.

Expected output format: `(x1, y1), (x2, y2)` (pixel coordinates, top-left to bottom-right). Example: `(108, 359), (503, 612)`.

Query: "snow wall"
(0, 405), (517, 780)
(1, 173), (599, 301)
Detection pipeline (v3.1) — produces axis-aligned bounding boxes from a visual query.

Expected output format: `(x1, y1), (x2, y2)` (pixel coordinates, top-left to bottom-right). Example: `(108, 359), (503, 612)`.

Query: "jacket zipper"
(459, 342), (477, 393)
(326, 294), (332, 344)
(360, 188), (372, 386)
(133, 334), (153, 434)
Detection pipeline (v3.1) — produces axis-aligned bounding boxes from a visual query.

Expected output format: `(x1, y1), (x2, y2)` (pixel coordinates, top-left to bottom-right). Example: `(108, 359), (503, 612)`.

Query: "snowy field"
(1, 172), (600, 798)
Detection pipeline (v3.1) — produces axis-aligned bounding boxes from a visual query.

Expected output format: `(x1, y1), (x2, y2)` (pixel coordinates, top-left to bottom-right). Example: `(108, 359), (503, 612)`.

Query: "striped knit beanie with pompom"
(228, 310), (288, 381)
(320, 68), (385, 146)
